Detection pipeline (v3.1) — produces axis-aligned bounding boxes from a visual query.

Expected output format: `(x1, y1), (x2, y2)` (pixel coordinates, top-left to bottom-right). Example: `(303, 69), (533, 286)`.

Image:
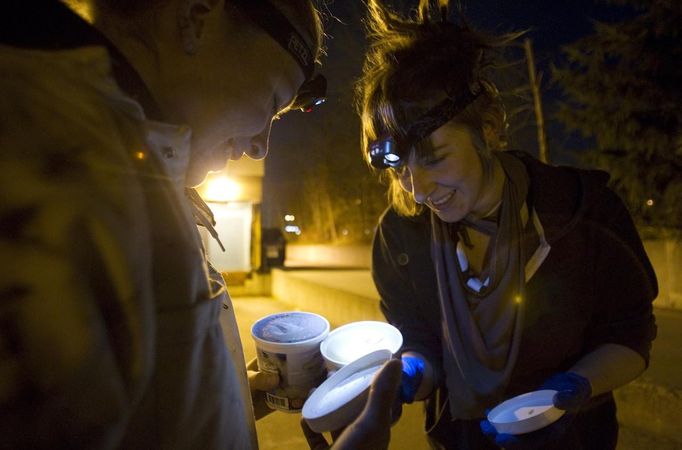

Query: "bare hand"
(301, 358), (403, 450)
(246, 357), (279, 420)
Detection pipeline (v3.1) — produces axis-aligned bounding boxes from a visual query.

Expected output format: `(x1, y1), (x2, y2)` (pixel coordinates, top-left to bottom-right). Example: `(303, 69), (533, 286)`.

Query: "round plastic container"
(487, 389), (565, 435)
(302, 349), (393, 433)
(251, 311), (330, 412)
(320, 321), (402, 371)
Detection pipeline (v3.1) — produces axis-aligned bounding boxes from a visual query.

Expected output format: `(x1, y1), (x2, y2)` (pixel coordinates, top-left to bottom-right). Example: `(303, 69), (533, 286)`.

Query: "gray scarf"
(430, 152), (531, 419)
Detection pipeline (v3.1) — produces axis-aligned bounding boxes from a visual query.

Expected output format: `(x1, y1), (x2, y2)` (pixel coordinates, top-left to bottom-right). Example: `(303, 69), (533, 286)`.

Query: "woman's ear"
(482, 122), (496, 149)
(177, 0), (219, 55)
(482, 114), (509, 150)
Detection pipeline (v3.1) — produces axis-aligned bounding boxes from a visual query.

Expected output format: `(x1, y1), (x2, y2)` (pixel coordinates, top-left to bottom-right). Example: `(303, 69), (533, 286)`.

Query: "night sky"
(461, 0), (631, 53)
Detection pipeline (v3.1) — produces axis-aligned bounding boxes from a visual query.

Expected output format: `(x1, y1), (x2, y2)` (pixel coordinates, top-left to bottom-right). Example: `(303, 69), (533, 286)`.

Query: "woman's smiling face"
(396, 122), (490, 223)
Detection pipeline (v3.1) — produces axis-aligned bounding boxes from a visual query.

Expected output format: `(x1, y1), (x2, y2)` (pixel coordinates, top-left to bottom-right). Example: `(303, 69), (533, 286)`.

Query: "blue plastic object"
(399, 355), (425, 404)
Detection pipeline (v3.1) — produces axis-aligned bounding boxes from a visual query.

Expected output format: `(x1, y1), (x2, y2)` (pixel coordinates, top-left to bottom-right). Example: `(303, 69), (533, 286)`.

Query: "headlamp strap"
(233, 0), (314, 80)
(407, 85), (482, 143)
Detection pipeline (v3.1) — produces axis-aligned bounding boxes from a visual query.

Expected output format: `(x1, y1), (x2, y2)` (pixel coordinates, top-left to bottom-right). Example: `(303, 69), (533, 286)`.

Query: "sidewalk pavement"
(265, 267), (682, 448)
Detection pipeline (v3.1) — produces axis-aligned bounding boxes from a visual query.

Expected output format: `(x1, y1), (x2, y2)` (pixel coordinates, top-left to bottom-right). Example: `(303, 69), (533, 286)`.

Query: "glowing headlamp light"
(367, 85), (482, 169)
(369, 136), (403, 169)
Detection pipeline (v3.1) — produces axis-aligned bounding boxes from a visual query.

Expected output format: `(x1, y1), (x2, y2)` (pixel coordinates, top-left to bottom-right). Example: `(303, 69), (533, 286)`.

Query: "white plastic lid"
(302, 349), (392, 433)
(320, 321), (402, 368)
(251, 311), (329, 345)
(487, 389), (565, 435)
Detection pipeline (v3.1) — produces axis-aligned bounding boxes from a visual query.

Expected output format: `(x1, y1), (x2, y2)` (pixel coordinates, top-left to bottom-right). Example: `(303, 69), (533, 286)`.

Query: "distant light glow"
(646, 199), (654, 206)
(204, 177), (241, 202)
(134, 151), (146, 160)
(284, 214), (296, 222)
(285, 225), (301, 235)
(514, 295), (522, 304)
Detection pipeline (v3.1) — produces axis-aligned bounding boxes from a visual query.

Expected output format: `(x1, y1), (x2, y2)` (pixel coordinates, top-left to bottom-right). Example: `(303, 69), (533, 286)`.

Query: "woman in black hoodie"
(356, 1), (658, 449)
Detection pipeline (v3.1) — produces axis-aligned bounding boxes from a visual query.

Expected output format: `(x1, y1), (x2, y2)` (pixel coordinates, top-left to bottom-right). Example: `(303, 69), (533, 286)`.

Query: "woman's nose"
(409, 167), (433, 204)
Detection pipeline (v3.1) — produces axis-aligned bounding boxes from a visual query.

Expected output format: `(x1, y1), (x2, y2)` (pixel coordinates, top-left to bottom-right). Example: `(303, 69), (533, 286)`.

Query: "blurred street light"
(204, 176), (241, 203)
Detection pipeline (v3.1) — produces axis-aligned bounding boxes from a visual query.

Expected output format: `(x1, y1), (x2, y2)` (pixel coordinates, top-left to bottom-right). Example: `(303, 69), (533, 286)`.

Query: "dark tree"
(553, 0), (682, 231)
(264, 2), (388, 244)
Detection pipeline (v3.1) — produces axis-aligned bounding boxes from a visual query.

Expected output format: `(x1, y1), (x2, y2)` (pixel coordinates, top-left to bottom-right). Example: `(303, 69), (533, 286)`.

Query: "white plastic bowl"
(320, 321), (402, 371)
(487, 390), (565, 435)
(302, 349), (392, 433)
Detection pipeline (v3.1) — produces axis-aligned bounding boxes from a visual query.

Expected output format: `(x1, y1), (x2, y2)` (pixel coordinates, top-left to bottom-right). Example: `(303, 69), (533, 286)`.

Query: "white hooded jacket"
(0, 41), (257, 449)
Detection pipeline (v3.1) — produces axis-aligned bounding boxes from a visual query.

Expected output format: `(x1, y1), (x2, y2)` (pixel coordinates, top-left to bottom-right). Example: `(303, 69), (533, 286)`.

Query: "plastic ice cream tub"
(251, 311), (330, 412)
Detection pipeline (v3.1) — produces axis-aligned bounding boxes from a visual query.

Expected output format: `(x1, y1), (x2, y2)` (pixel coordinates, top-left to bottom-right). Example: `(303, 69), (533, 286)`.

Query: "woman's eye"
(422, 156), (445, 167)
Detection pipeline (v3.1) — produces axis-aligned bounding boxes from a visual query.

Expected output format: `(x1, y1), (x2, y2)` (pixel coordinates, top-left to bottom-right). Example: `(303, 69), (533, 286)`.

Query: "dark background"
(263, 0), (636, 236)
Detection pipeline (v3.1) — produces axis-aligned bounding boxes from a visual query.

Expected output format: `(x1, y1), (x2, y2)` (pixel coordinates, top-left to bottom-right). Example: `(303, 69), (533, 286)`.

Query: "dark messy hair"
(356, 0), (522, 216)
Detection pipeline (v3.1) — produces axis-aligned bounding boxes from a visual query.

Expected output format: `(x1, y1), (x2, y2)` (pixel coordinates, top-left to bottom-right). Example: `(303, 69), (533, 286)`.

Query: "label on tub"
(258, 347), (327, 412)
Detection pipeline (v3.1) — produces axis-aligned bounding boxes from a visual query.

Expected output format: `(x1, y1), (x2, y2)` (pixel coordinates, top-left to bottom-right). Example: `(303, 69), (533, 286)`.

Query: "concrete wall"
(285, 244), (371, 269)
(287, 239), (681, 310)
(271, 269), (384, 326)
(643, 239), (681, 310)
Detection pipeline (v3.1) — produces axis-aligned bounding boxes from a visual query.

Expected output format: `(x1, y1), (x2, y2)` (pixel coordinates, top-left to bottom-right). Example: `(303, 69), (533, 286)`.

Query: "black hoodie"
(372, 150), (657, 449)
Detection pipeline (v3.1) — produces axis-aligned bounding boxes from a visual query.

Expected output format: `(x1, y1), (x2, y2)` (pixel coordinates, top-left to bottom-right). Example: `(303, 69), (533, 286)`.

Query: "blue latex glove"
(479, 372), (592, 449)
(399, 355), (425, 404)
(540, 372), (592, 412)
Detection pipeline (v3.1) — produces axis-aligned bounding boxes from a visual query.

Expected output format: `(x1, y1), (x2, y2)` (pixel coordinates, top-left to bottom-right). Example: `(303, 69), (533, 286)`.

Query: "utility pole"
(524, 38), (549, 163)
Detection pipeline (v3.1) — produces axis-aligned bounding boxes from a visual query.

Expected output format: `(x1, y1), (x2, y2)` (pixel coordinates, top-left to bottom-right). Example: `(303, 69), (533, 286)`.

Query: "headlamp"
(231, 0), (327, 112)
(367, 85), (481, 169)
(369, 136), (403, 169)
(290, 74), (327, 112)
